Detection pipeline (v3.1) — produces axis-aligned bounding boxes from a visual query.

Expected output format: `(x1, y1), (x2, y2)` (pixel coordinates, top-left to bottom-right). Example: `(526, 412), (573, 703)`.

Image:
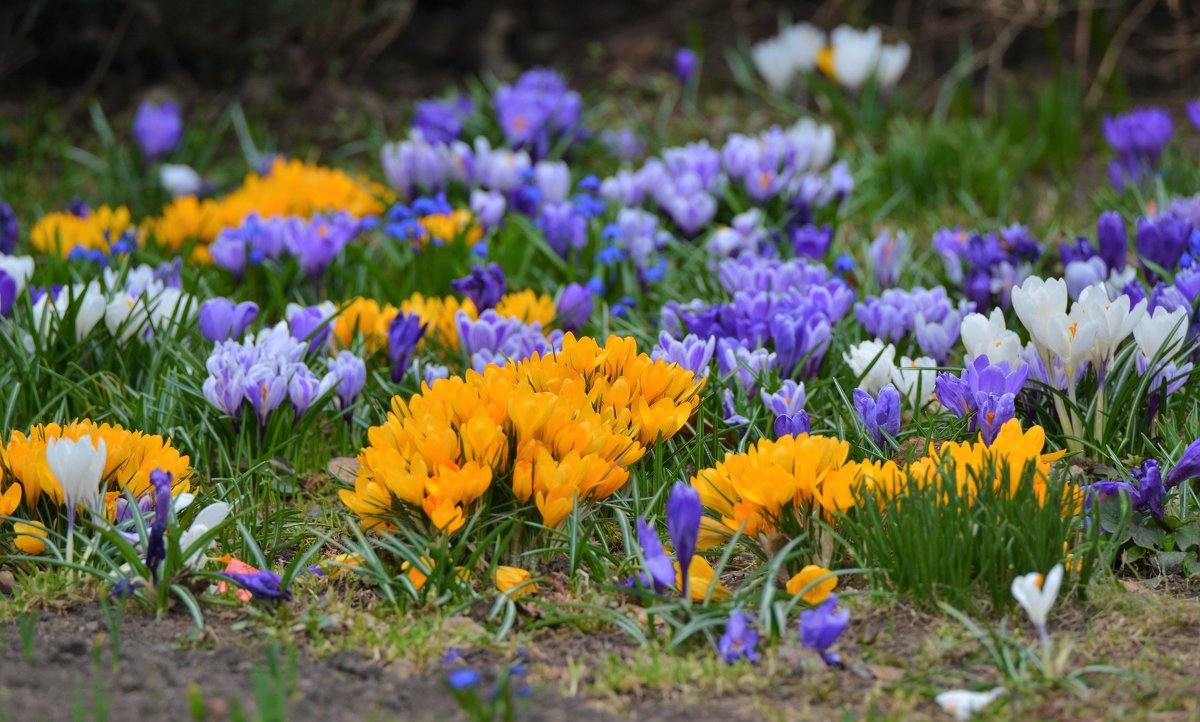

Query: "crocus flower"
(761, 380), (806, 417)
(790, 224), (832, 259)
(288, 303), (335, 355)
(853, 385), (901, 450)
(0, 201), (18, 254)
(538, 201), (587, 257)
(634, 517), (676, 593)
(870, 229), (907, 288)
(1011, 564), (1063, 647)
(245, 364), (289, 427)
(1166, 436), (1200, 489)
(320, 351), (368, 409)
(786, 565), (837, 605)
(1137, 212), (1191, 281)
(1104, 108), (1173, 189)
(450, 262), (506, 311)
(934, 688), (1005, 721)
(1096, 211), (1127, 272)
(843, 339), (896, 394)
(666, 483), (701, 599)
(1133, 305), (1189, 362)
(556, 283), (593, 334)
(159, 163), (205, 197)
(533, 160), (571, 204)
(387, 312), (427, 383)
(144, 469), (174, 576)
(674, 48), (699, 85)
(718, 609), (760, 665)
(133, 100), (183, 160)
(288, 365), (322, 416)
(799, 593), (850, 666)
(179, 501), (231, 567)
(198, 298), (259, 342)
(1077, 282), (1146, 381)
(45, 435), (107, 561)
(411, 96), (471, 144)
(1091, 459), (1166, 523)
(220, 570), (292, 602)
(774, 411), (811, 437)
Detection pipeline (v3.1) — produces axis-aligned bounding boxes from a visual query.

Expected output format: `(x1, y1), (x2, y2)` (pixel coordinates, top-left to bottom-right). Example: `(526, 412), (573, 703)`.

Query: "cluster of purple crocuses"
(211, 212), (366, 278)
(854, 286), (974, 364)
(455, 310), (563, 373)
(933, 224), (1042, 312)
(717, 593), (850, 667)
(935, 355), (1028, 445)
(202, 305), (365, 426)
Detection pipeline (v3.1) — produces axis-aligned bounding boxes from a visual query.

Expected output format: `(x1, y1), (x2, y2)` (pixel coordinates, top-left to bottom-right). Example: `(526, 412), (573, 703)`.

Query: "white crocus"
(159, 163), (205, 197)
(0, 253), (35, 294)
(934, 688), (1005, 721)
(1010, 276), (1068, 354)
(179, 501), (231, 568)
(1133, 306), (1190, 362)
(843, 339), (896, 394)
(875, 42), (911, 87)
(778, 22), (825, 73)
(1077, 283), (1146, 372)
(751, 36), (797, 93)
(45, 435), (108, 562)
(828, 25), (883, 90)
(891, 356), (939, 410)
(105, 293), (148, 344)
(1011, 563), (1063, 646)
(960, 308), (1023, 367)
(73, 282), (107, 341)
(149, 287), (196, 330)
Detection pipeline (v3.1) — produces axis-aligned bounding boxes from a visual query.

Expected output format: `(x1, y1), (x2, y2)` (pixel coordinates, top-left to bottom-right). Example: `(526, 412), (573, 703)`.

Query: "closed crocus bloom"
(1136, 213), (1189, 279)
(891, 356), (938, 410)
(674, 48), (698, 84)
(786, 564), (837, 605)
(287, 365), (322, 416)
(1011, 563), (1063, 645)
(71, 282), (107, 341)
(387, 312), (426, 383)
(843, 339), (896, 394)
(469, 189), (507, 229)
(635, 517), (676, 592)
(533, 160), (571, 204)
(1064, 257), (1108, 300)
(1011, 276), (1068, 352)
(556, 283), (593, 334)
(495, 565), (536, 597)
(0, 201), (18, 254)
(774, 411), (811, 437)
(199, 298), (259, 342)
(875, 42), (910, 88)
(0, 253), (34, 294)
(666, 482), (701, 598)
(960, 309), (1023, 368)
(450, 263), (506, 311)
(133, 100), (183, 160)
(853, 385), (901, 450)
(752, 36), (798, 94)
(799, 593), (849, 665)
(159, 164), (204, 197)
(934, 688), (1005, 721)
(179, 501), (231, 567)
(1096, 211), (1127, 272)
(320, 351), (368, 409)
(1133, 305), (1189, 361)
(13, 522), (48, 555)
(1165, 436), (1200, 489)
(828, 25), (882, 90)
(45, 434), (107, 561)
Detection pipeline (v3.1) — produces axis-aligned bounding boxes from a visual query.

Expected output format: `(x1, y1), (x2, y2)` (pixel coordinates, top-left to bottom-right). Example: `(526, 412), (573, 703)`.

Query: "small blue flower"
(447, 668), (481, 690)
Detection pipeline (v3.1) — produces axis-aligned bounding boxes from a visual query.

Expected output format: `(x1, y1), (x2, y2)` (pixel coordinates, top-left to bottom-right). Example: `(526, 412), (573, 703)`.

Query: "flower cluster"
(752, 22), (909, 93)
(341, 334), (703, 534)
(30, 205), (135, 257)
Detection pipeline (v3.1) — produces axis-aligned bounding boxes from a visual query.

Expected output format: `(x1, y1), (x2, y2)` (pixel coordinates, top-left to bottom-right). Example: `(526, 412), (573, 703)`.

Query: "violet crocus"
(800, 594), (850, 666)
(469, 189), (507, 229)
(245, 364), (289, 427)
(1166, 436), (1200, 489)
(870, 229), (908, 289)
(533, 161), (571, 204)
(198, 298), (259, 342)
(387, 312), (427, 383)
(718, 608), (760, 665)
(144, 469), (173, 577)
(761, 380), (806, 417)
(0, 201), (17, 255)
(775, 411), (811, 438)
(133, 100), (183, 160)
(914, 311), (961, 365)
(853, 385), (900, 451)
(674, 48), (699, 85)
(975, 392), (1017, 446)
(634, 517), (676, 593)
(935, 355), (1028, 443)
(1104, 108), (1173, 189)
(718, 340), (776, 392)
(790, 224), (832, 260)
(556, 283), (593, 334)
(0, 272), (16, 317)
(320, 351), (368, 409)
(1097, 211), (1127, 272)
(288, 365), (322, 416)
(411, 96), (472, 144)
(651, 332), (716, 377)
(288, 304), (334, 355)
(666, 483), (701, 599)
(1091, 460), (1166, 524)
(538, 201), (587, 257)
(1137, 213), (1191, 279)
(450, 263), (506, 311)
(220, 570), (292, 602)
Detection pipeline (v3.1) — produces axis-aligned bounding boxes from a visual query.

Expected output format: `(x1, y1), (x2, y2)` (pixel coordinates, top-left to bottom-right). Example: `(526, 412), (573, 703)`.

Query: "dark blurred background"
(2, 0), (1198, 113)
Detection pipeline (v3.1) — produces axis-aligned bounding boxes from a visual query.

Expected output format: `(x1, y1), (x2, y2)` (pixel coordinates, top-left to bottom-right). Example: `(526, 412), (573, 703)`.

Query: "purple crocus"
(556, 283), (593, 334)
(412, 96), (472, 144)
(790, 224), (832, 260)
(870, 229), (908, 289)
(1065, 257), (1108, 300)
(975, 392), (1017, 446)
(0, 201), (17, 254)
(651, 333), (716, 378)
(718, 609), (760, 665)
(387, 312), (426, 383)
(1166, 436), (1200, 489)
(800, 595), (849, 666)
(935, 355), (1028, 443)
(220, 570), (292, 602)
(718, 340), (776, 392)
(288, 365), (322, 416)
(133, 100), (183, 160)
(635, 517), (676, 593)
(1091, 460), (1166, 524)
(245, 364), (289, 427)
(776, 410), (812, 437)
(674, 48), (699, 85)
(534, 161), (571, 204)
(0, 272), (15, 317)
(538, 201), (588, 257)
(198, 298), (259, 342)
(761, 380), (806, 418)
(1136, 213), (1191, 279)
(914, 311), (960, 365)
(853, 385), (901, 451)
(320, 351), (368, 409)
(1096, 211), (1127, 272)
(470, 189), (507, 229)
(144, 469), (173, 577)
(451, 263), (506, 311)
(288, 305), (334, 355)
(666, 483), (701, 599)
(1104, 108), (1173, 190)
